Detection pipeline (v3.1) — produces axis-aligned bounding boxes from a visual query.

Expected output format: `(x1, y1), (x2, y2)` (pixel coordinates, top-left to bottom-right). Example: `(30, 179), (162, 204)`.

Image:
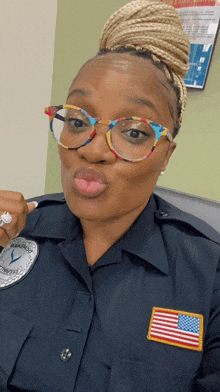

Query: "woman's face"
(59, 53), (177, 222)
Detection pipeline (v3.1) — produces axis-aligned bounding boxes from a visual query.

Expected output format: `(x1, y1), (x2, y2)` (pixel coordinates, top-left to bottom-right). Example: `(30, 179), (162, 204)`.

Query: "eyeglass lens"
(52, 107), (156, 159)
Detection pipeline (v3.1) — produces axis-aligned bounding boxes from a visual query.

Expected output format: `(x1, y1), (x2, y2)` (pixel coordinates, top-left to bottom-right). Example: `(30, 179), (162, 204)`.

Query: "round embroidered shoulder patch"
(0, 237), (38, 289)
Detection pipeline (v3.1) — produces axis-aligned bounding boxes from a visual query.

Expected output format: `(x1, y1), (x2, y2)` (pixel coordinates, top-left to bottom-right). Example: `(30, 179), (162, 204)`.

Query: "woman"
(0, 1), (220, 391)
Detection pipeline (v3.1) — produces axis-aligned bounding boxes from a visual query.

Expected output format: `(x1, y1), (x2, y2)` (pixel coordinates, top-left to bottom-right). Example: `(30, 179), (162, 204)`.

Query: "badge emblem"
(0, 237), (38, 289)
(147, 307), (203, 351)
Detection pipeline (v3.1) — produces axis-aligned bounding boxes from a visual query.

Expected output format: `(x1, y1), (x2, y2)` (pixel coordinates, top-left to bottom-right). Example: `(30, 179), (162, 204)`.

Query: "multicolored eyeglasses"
(45, 104), (173, 163)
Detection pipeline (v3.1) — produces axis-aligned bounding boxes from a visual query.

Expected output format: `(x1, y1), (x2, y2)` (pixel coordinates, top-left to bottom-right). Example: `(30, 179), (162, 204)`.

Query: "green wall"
(45, 0), (220, 202)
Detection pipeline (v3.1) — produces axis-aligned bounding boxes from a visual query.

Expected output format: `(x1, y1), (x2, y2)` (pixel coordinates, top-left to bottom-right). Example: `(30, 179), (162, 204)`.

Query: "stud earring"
(160, 171), (164, 175)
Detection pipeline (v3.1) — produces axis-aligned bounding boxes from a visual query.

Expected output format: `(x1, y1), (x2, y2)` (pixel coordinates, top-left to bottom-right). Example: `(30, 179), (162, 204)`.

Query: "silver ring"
(0, 211), (13, 227)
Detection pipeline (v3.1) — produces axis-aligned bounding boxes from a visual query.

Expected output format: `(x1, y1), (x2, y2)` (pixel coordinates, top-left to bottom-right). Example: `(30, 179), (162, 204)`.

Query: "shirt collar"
(22, 194), (168, 275)
(21, 202), (81, 241)
(118, 195), (169, 275)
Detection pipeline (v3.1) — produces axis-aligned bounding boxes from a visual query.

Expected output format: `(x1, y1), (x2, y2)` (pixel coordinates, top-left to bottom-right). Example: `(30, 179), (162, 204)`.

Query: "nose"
(76, 122), (116, 164)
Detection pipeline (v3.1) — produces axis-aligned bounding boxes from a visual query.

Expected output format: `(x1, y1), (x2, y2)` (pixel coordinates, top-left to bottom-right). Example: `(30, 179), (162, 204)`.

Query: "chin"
(65, 193), (113, 221)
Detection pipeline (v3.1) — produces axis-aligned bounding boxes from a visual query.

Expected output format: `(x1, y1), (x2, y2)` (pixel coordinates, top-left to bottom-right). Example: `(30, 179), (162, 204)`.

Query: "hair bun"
(99, 0), (190, 78)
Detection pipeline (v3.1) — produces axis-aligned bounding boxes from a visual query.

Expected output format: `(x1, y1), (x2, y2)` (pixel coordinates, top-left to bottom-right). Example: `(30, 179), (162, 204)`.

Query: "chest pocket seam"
(0, 311), (33, 381)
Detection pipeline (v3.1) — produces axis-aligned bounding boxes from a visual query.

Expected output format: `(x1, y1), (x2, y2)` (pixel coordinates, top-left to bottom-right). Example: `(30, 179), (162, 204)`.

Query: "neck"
(80, 198), (150, 266)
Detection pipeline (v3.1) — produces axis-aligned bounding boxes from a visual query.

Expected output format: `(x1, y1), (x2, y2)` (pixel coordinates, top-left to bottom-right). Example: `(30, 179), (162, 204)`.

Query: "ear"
(161, 142), (177, 172)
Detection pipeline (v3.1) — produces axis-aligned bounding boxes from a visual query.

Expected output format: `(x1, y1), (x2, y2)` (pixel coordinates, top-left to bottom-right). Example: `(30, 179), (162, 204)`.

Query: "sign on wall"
(163, 0), (220, 89)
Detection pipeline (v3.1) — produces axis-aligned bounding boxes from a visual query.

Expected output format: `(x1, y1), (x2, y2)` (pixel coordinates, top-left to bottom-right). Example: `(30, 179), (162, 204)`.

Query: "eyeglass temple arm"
(54, 113), (65, 122)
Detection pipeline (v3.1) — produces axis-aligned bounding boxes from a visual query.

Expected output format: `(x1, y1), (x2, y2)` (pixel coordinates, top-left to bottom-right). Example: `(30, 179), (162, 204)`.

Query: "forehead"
(67, 53), (177, 123)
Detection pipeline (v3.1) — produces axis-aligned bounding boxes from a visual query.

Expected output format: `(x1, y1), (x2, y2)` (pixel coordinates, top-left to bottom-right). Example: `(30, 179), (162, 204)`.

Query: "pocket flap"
(0, 311), (33, 377)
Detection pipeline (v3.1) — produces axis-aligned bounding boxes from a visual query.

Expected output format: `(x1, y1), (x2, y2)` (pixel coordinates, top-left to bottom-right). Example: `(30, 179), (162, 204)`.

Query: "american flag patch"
(147, 307), (203, 351)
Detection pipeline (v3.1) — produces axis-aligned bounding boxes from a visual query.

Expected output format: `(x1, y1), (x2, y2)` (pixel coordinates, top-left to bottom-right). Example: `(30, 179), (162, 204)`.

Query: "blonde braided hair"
(98, 0), (190, 136)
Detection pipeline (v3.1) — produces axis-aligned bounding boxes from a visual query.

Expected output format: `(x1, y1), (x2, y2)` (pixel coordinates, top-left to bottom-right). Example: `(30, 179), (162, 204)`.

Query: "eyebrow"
(67, 88), (92, 100)
(126, 96), (160, 116)
(68, 90), (160, 114)
(67, 88), (175, 121)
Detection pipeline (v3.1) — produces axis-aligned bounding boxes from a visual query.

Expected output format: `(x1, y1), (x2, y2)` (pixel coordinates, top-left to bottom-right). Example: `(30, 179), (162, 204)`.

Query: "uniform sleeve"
(194, 257), (220, 391)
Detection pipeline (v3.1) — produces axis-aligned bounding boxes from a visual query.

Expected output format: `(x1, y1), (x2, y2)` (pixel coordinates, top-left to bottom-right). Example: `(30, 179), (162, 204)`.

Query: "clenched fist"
(0, 191), (38, 248)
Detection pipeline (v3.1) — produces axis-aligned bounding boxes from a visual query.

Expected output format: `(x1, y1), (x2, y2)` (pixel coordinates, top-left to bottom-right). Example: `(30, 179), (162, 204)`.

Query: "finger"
(10, 201), (38, 235)
(0, 212), (20, 244)
(0, 198), (28, 216)
(0, 226), (18, 245)
(0, 190), (27, 200)
(0, 228), (12, 248)
(0, 207), (27, 238)
(0, 191), (27, 209)
(0, 221), (19, 247)
(0, 205), (26, 247)
(0, 193), (38, 248)
(27, 201), (38, 214)
(0, 199), (38, 216)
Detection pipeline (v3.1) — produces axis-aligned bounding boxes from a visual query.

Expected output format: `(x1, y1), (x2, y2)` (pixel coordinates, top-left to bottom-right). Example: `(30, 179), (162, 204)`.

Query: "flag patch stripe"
(154, 315), (178, 323)
(152, 320), (177, 327)
(151, 328), (199, 342)
(151, 323), (199, 336)
(155, 312), (179, 320)
(155, 310), (179, 317)
(150, 333), (199, 348)
(147, 307), (203, 352)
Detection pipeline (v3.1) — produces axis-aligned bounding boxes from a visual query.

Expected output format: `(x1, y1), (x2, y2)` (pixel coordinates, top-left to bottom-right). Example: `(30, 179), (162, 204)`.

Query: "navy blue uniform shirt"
(0, 193), (220, 391)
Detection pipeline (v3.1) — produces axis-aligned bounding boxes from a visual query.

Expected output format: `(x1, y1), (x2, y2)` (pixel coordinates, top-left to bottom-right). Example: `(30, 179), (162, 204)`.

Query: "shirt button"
(60, 348), (72, 362)
(159, 211), (168, 217)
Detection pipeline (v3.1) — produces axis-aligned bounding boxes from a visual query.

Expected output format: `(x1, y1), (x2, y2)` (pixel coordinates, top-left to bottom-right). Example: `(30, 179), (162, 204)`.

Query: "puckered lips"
(73, 167), (109, 198)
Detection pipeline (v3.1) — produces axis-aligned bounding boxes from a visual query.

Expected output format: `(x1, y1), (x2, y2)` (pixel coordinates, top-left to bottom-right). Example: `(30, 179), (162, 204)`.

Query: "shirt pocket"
(108, 358), (195, 392)
(0, 311), (33, 389)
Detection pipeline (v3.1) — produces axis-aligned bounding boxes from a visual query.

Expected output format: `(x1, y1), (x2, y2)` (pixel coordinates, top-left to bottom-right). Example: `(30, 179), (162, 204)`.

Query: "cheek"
(122, 154), (163, 187)
(58, 146), (70, 168)
(59, 142), (82, 175)
(117, 148), (167, 202)
(60, 164), (69, 197)
(59, 147), (75, 190)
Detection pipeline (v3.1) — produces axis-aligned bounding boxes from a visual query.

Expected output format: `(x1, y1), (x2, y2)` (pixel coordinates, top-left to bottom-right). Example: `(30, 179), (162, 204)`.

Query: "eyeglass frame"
(44, 104), (173, 163)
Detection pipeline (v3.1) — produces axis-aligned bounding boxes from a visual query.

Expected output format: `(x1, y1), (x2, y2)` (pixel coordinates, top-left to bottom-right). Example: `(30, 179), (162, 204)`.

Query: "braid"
(98, 0), (190, 137)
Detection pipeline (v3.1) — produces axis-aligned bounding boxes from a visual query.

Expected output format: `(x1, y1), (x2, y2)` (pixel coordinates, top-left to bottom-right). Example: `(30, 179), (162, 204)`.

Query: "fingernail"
(27, 201), (38, 208)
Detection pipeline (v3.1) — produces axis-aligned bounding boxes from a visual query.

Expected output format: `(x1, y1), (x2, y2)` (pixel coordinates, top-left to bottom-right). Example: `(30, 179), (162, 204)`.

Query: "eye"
(64, 115), (90, 134)
(67, 118), (85, 127)
(121, 128), (152, 144)
(126, 129), (147, 139)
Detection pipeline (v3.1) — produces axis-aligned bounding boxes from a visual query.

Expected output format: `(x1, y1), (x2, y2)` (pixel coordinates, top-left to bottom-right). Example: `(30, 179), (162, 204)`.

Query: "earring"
(160, 171), (164, 176)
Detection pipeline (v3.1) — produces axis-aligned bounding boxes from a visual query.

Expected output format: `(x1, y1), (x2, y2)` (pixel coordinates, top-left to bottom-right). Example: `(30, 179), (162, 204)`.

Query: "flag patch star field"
(147, 308), (203, 351)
